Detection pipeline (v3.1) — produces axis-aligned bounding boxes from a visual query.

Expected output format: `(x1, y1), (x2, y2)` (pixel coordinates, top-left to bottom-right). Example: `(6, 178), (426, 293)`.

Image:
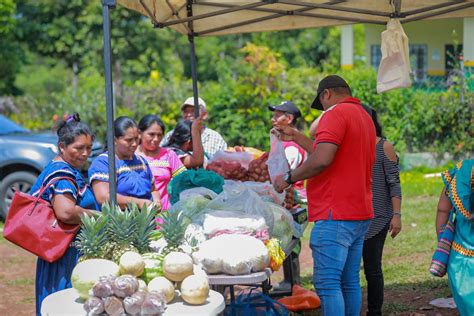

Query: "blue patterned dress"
(88, 152), (154, 200)
(31, 160), (99, 315)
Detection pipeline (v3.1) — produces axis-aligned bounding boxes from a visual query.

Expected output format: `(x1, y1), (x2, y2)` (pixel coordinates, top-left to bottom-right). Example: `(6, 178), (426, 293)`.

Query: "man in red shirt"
(273, 75), (376, 316)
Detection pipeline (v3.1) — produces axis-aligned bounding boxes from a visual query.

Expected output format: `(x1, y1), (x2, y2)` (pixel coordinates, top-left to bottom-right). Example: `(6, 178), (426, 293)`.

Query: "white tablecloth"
(41, 288), (225, 316)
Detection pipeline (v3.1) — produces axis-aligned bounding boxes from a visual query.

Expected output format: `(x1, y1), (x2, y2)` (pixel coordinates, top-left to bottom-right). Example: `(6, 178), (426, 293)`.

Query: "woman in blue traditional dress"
(32, 113), (99, 315)
(435, 159), (474, 316)
(89, 116), (160, 209)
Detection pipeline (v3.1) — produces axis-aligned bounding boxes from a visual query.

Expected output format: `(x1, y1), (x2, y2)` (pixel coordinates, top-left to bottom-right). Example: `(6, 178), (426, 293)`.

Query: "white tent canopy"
(117, 0), (474, 36)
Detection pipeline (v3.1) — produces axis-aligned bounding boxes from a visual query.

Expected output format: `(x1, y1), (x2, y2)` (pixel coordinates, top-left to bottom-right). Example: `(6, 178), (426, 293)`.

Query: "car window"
(0, 115), (28, 135)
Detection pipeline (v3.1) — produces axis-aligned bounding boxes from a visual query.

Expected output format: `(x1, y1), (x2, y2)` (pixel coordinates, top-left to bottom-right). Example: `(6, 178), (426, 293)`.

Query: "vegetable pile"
(248, 152), (271, 183)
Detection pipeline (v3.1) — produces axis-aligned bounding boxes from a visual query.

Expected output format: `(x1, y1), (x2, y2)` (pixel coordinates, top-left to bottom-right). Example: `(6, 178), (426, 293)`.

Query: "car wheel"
(0, 171), (38, 220)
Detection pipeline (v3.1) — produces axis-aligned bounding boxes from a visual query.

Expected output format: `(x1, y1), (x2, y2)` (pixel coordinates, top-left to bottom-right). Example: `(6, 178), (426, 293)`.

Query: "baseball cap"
(268, 101), (302, 119)
(311, 75), (351, 110)
(181, 97), (206, 111)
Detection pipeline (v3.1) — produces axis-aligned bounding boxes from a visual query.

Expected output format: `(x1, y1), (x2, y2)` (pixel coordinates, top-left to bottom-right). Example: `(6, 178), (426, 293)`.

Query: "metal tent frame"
(101, 0), (474, 202)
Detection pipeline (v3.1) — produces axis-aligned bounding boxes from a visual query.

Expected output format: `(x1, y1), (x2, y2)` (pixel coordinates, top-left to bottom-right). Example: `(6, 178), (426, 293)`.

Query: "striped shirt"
(366, 138), (402, 239)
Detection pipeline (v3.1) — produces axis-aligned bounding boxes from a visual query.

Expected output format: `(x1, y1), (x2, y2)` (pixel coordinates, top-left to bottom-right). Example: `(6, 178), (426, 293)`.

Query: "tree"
(0, 0), (24, 95)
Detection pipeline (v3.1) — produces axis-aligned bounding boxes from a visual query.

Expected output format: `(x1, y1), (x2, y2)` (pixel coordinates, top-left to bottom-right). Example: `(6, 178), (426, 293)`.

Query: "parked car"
(0, 115), (102, 219)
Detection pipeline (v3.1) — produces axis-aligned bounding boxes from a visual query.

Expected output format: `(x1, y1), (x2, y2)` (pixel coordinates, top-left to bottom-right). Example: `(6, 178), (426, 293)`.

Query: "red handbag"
(3, 176), (80, 263)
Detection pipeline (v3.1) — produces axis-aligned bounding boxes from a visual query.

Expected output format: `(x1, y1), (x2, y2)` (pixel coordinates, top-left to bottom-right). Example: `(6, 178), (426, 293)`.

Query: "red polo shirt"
(307, 97), (375, 221)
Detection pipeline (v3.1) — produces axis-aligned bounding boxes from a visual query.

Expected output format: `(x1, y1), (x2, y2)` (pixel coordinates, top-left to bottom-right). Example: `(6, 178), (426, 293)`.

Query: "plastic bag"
(208, 150), (254, 169)
(377, 19), (412, 93)
(206, 182), (275, 233)
(202, 210), (267, 237)
(179, 187), (218, 200)
(193, 234), (269, 275)
(242, 181), (285, 205)
(171, 195), (212, 224)
(267, 202), (295, 250)
(266, 130), (290, 183)
(169, 169), (224, 205)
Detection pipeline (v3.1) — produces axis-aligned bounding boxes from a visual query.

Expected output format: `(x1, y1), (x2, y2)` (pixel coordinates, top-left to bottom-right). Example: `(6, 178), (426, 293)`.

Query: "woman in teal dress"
(435, 159), (474, 315)
(31, 114), (99, 315)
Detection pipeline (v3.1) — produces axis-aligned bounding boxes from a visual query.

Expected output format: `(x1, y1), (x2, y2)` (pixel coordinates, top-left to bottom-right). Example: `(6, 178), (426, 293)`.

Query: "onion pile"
(248, 152), (270, 183)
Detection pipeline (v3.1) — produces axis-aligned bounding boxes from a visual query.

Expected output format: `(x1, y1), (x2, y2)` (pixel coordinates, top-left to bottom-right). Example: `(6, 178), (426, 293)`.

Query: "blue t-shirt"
(88, 152), (153, 200)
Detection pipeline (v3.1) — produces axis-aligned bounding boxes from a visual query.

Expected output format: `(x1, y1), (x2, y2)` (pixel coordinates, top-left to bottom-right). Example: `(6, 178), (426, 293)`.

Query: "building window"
(409, 44), (428, 82)
(370, 44), (428, 82)
(370, 45), (382, 68)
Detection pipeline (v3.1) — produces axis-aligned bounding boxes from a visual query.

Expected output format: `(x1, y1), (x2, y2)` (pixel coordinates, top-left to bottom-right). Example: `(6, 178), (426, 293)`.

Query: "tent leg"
(188, 34), (200, 119)
(102, 0), (117, 206)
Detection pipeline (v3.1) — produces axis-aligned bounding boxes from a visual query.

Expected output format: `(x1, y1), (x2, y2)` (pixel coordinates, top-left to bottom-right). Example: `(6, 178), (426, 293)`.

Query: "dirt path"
(0, 236), (36, 315)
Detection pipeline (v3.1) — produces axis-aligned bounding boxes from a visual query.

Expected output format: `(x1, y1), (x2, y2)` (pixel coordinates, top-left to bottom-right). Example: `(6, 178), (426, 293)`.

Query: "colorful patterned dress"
(88, 152), (154, 200)
(137, 147), (186, 210)
(443, 160), (474, 316)
(32, 160), (99, 315)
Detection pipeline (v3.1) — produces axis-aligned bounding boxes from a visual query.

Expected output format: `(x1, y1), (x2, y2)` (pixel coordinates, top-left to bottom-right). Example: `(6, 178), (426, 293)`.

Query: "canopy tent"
(116, 0), (474, 36)
(100, 0), (474, 203)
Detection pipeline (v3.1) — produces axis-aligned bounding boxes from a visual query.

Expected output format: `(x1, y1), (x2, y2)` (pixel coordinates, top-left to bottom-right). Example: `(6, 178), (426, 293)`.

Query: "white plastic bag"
(193, 234), (269, 275)
(266, 130), (290, 183)
(377, 19), (412, 93)
(202, 211), (267, 236)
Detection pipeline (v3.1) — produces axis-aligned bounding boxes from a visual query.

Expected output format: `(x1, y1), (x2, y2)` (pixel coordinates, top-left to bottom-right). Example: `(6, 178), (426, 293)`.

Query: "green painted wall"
(365, 19), (463, 76)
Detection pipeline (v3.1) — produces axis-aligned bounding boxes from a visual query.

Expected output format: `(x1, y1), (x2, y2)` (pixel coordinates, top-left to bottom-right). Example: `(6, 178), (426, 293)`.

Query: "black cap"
(311, 75), (351, 110)
(268, 101), (302, 119)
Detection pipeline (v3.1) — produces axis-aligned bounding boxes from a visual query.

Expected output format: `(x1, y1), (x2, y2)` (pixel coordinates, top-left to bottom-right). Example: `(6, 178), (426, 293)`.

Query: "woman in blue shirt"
(33, 113), (99, 315)
(89, 116), (160, 209)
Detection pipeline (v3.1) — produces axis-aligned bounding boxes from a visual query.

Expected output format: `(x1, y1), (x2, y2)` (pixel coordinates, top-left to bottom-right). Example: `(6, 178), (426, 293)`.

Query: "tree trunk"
(72, 62), (78, 101)
(114, 59), (123, 103)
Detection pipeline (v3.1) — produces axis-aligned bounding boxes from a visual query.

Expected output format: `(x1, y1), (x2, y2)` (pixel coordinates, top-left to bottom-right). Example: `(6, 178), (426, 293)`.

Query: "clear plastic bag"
(267, 202), (295, 250)
(206, 182), (275, 233)
(208, 150), (254, 169)
(266, 131), (290, 183)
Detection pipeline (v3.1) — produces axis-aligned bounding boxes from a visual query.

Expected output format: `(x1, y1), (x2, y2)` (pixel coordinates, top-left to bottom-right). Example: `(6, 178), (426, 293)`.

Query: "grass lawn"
(299, 167), (453, 314)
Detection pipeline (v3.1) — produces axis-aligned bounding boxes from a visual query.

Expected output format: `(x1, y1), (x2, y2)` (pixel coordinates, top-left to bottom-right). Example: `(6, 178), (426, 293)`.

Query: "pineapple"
(130, 203), (159, 254)
(101, 203), (138, 263)
(76, 213), (107, 261)
(159, 209), (190, 256)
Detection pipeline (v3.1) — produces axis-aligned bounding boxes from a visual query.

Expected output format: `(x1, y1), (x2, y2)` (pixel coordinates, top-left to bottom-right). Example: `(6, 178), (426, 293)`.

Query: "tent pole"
(102, 0), (117, 206)
(187, 1), (200, 119)
(188, 34), (200, 119)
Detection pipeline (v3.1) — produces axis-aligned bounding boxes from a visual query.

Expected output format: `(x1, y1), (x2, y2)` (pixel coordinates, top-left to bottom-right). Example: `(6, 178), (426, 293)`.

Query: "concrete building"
(340, 18), (473, 85)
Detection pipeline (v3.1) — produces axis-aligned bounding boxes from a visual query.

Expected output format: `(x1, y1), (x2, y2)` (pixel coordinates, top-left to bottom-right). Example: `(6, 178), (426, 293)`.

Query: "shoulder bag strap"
(34, 176), (79, 203)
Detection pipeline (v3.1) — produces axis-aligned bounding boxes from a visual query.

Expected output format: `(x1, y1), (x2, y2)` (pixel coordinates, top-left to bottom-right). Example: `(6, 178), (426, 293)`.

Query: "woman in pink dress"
(137, 115), (186, 210)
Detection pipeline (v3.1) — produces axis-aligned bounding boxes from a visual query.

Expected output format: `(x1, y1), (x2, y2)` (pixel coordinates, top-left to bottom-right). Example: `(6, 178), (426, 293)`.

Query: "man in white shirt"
(161, 97), (227, 159)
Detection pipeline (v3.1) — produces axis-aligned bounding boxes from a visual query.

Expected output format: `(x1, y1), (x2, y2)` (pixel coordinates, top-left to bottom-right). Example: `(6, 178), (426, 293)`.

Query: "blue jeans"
(310, 219), (371, 316)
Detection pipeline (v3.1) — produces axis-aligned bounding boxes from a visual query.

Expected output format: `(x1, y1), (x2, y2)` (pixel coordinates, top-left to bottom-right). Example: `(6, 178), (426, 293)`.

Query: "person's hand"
(191, 113), (204, 135)
(149, 200), (162, 212)
(273, 174), (290, 193)
(273, 125), (298, 142)
(389, 215), (402, 238)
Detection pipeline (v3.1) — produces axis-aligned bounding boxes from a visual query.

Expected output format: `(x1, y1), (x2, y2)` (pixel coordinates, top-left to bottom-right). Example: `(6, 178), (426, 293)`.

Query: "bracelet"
(393, 212), (401, 217)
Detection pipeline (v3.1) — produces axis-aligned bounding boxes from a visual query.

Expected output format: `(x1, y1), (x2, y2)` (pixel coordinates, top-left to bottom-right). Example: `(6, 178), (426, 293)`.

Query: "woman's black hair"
(56, 113), (94, 148)
(103, 116), (137, 152)
(371, 109), (383, 138)
(138, 114), (166, 134)
(165, 119), (192, 148)
(114, 116), (138, 138)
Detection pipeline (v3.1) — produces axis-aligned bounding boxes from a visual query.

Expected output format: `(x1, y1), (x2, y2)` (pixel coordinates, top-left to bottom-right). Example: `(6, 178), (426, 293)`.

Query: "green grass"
(299, 169), (450, 313)
(7, 278), (35, 286)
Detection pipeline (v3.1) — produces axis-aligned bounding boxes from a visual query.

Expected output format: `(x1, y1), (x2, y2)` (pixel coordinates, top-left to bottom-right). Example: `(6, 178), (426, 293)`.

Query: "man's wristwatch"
(283, 170), (293, 185)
